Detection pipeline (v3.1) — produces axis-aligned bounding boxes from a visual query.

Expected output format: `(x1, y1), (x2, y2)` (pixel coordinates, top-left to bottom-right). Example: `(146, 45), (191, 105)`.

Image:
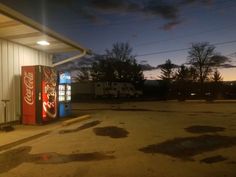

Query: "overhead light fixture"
(37, 40), (50, 46)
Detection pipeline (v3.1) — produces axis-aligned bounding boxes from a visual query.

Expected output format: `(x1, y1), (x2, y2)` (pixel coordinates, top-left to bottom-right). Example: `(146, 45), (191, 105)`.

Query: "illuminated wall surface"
(0, 39), (52, 124)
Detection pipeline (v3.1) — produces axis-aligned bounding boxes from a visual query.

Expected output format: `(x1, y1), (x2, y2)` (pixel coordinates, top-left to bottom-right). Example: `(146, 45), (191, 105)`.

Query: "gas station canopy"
(0, 3), (88, 54)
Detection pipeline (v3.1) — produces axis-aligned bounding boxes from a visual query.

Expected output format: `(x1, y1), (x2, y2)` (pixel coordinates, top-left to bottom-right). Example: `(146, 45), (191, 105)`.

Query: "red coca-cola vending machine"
(21, 65), (58, 124)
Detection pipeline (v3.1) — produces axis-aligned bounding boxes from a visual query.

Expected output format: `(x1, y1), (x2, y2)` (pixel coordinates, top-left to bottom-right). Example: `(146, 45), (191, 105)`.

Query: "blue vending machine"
(58, 72), (72, 117)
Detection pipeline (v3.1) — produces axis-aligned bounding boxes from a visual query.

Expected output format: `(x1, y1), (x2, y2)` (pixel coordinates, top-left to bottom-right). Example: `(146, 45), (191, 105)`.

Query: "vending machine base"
(59, 103), (71, 117)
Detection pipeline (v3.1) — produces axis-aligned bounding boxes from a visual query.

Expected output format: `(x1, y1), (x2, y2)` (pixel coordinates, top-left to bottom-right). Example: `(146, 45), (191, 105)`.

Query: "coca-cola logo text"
(24, 71), (34, 105)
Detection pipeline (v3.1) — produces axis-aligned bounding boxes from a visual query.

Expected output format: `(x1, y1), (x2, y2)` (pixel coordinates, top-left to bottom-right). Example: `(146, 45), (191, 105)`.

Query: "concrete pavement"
(0, 115), (91, 152)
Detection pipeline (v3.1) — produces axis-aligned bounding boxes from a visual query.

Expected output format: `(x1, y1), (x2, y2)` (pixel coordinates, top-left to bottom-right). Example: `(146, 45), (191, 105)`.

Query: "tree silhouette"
(158, 59), (177, 81)
(157, 59), (177, 100)
(212, 69), (223, 83)
(175, 65), (191, 81)
(187, 42), (229, 96)
(91, 42), (144, 85)
(174, 65), (192, 100)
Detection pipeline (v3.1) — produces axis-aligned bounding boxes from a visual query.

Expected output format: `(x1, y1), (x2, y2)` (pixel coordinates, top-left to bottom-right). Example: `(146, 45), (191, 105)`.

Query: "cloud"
(85, 0), (142, 14)
(180, 0), (213, 6)
(143, 0), (179, 19)
(50, 0), (215, 29)
(140, 64), (156, 71)
(88, 0), (129, 11)
(219, 64), (236, 68)
(160, 20), (182, 31)
(62, 0), (179, 21)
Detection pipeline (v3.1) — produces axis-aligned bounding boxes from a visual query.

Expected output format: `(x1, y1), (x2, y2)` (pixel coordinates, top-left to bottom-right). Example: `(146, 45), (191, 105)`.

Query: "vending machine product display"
(58, 72), (71, 117)
(22, 65), (58, 124)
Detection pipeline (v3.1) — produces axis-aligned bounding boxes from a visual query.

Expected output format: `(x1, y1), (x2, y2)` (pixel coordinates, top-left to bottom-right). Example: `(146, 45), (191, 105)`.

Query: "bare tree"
(91, 42), (144, 85)
(187, 42), (229, 96)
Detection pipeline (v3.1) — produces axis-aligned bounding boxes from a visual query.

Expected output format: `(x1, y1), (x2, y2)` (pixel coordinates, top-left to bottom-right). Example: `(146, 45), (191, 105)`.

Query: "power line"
(136, 40), (236, 57)
(135, 23), (236, 47)
(137, 48), (189, 57)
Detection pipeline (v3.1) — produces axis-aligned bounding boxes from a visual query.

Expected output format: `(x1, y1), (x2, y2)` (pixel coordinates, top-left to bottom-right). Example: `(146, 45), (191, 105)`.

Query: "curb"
(0, 131), (51, 152)
(61, 114), (91, 126)
(0, 114), (92, 152)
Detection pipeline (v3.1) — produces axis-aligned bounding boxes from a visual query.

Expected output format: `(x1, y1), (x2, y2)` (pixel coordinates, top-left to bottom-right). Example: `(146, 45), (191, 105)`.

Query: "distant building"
(72, 82), (142, 100)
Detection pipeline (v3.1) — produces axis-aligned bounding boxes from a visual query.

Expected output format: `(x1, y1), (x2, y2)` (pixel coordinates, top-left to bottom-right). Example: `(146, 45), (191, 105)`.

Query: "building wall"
(0, 39), (52, 124)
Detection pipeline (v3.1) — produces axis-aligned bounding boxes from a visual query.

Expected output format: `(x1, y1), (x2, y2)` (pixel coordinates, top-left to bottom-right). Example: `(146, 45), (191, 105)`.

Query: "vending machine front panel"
(22, 66), (36, 124)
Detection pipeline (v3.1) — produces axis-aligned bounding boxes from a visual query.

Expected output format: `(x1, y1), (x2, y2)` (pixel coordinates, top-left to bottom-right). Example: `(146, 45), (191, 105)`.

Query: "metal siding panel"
(7, 42), (15, 122)
(48, 54), (53, 66)
(0, 39), (51, 123)
(28, 48), (33, 65)
(46, 54), (50, 66)
(1, 40), (9, 123)
(35, 50), (39, 65)
(38, 51), (42, 64)
(2, 41), (9, 99)
(0, 40), (3, 123)
(30, 48), (36, 65)
(23, 46), (30, 65)
(19, 45), (24, 67)
(13, 43), (21, 119)
(42, 52), (47, 65)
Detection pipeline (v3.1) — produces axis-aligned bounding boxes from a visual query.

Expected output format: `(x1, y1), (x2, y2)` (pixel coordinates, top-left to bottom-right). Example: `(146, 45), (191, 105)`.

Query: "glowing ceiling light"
(37, 40), (50, 46)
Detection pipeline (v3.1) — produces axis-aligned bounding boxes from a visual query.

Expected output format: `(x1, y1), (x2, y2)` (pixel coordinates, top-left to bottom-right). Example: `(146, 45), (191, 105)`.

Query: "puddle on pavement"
(59, 120), (102, 134)
(0, 146), (115, 174)
(185, 125), (226, 134)
(139, 135), (236, 160)
(31, 151), (115, 164)
(93, 126), (129, 138)
(200, 155), (227, 164)
(0, 146), (31, 174)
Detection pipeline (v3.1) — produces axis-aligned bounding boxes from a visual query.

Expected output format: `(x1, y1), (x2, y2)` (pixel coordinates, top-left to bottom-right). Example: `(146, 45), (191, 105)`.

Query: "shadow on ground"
(93, 126), (129, 138)
(185, 125), (226, 134)
(0, 146), (115, 174)
(59, 120), (102, 134)
(139, 135), (236, 160)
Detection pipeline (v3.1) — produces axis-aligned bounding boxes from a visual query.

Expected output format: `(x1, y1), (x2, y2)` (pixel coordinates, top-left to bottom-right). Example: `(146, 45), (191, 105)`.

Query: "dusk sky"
(1, 0), (236, 80)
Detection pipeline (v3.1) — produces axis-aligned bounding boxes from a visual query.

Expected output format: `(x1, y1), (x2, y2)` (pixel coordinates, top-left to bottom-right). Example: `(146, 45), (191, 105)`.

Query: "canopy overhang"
(0, 3), (89, 54)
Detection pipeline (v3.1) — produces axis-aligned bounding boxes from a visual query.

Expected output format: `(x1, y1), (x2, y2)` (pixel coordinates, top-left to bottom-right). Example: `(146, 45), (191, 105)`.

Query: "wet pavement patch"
(59, 120), (102, 134)
(0, 146), (115, 174)
(31, 151), (115, 164)
(185, 125), (225, 134)
(200, 155), (227, 164)
(93, 126), (129, 138)
(139, 135), (236, 160)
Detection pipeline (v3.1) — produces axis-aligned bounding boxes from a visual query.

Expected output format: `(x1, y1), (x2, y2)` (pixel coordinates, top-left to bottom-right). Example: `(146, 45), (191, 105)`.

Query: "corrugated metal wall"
(0, 39), (52, 124)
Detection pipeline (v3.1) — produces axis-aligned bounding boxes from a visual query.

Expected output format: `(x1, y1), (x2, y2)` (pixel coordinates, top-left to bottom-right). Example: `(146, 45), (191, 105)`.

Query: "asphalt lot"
(1, 101), (236, 177)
